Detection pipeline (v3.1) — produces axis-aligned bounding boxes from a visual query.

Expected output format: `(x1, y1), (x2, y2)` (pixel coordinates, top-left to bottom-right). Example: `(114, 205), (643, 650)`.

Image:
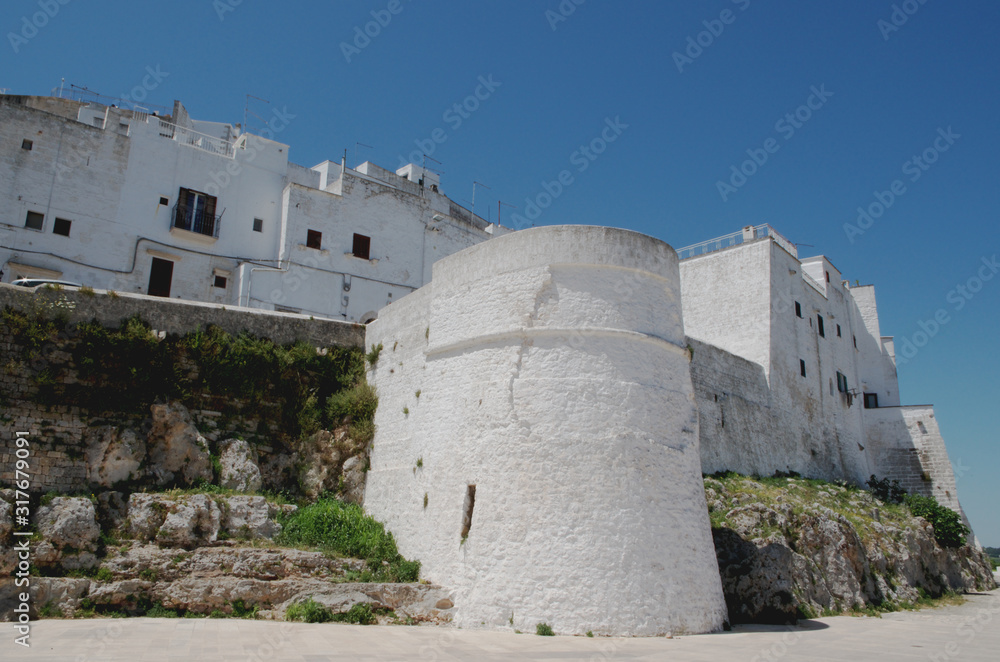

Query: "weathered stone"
(85, 425), (146, 487)
(37, 497), (100, 552)
(97, 490), (129, 531)
(297, 430), (341, 498)
(218, 438), (262, 492)
(127, 493), (170, 541)
(223, 496), (280, 540)
(0, 577), (91, 619)
(155, 495), (222, 549)
(340, 455), (367, 504)
(146, 402), (212, 486)
(0, 495), (11, 545)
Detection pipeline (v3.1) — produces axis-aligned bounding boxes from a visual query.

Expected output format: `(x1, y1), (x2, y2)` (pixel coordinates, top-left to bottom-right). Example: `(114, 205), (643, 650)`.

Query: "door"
(148, 257), (174, 297)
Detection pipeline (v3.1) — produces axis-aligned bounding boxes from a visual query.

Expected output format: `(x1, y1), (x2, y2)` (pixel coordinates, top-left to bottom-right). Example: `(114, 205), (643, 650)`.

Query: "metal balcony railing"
(171, 203), (221, 238)
(676, 224), (798, 260)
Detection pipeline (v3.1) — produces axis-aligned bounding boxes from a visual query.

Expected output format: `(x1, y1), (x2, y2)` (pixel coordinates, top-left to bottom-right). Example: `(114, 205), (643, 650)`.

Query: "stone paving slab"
(9, 589), (999, 662)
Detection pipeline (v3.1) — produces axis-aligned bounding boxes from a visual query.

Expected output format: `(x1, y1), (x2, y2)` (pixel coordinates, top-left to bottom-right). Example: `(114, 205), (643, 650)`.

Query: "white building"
(363, 224), (975, 635)
(0, 94), (501, 322)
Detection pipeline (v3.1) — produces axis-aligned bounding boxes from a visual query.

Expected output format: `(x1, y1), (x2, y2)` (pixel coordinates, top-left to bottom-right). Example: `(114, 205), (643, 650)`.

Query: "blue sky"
(3, 0), (998, 544)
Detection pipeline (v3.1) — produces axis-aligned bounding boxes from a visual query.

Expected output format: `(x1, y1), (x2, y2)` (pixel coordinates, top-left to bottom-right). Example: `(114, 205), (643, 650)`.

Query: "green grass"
(276, 498), (419, 582)
(536, 622), (554, 636)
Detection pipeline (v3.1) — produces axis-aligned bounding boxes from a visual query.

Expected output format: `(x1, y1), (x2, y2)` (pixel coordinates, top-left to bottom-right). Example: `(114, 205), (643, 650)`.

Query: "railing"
(53, 83), (171, 114)
(676, 224), (798, 260)
(157, 119), (235, 158)
(171, 203), (221, 238)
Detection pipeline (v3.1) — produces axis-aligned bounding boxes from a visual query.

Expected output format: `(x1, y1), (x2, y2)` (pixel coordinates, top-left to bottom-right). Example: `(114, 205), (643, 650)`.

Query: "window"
(159, 196), (169, 206)
(253, 217), (263, 232)
(148, 257), (174, 297)
(213, 275), (228, 289)
(825, 271), (830, 283)
(306, 229), (322, 249)
(863, 393), (879, 409)
(853, 335), (858, 349)
(53, 218), (71, 237)
(25, 211), (43, 230)
(795, 301), (802, 318)
(352, 233), (371, 259)
(837, 324), (842, 338)
(172, 187), (219, 237)
(836, 371), (848, 393)
(800, 359), (806, 377)
(21, 139), (33, 151)
(460, 485), (477, 540)
(817, 314), (825, 337)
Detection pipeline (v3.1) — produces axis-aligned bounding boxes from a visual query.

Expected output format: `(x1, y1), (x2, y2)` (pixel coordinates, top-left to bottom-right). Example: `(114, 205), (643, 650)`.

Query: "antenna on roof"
(498, 200), (517, 227)
(243, 94), (270, 134)
(354, 142), (373, 166)
(472, 181), (491, 221)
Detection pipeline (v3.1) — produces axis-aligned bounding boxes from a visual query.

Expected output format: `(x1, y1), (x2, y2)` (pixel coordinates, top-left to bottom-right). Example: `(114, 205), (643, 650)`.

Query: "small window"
(21, 139), (33, 150)
(853, 335), (858, 349)
(253, 218), (263, 233)
(25, 211), (44, 230)
(864, 393), (879, 409)
(800, 359), (806, 377)
(825, 271), (830, 283)
(213, 275), (228, 289)
(795, 301), (802, 318)
(159, 196), (169, 206)
(353, 233), (371, 259)
(837, 371), (848, 393)
(306, 229), (322, 249)
(837, 324), (842, 338)
(460, 484), (477, 540)
(53, 218), (71, 237)
(817, 315), (825, 337)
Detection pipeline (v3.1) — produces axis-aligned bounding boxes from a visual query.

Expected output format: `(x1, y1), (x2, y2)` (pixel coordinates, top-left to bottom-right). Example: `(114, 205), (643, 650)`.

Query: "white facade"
(679, 225), (969, 521)
(364, 226), (727, 636)
(0, 94), (500, 322)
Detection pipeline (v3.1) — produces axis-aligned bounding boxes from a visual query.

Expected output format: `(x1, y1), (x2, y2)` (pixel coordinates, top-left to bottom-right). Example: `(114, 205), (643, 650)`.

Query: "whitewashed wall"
(365, 226), (727, 636)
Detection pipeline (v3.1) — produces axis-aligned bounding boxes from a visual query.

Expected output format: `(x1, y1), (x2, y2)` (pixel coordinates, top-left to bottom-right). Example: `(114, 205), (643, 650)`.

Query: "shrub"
(366, 343), (383, 365)
(905, 494), (970, 548)
(285, 598), (334, 623)
(326, 382), (378, 425)
(866, 475), (906, 504)
(145, 604), (180, 618)
(95, 567), (113, 582)
(276, 498), (419, 582)
(331, 603), (376, 625)
(536, 622), (554, 636)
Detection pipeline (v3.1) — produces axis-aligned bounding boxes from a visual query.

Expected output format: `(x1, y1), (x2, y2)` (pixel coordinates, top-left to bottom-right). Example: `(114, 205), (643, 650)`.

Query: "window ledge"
(170, 226), (218, 245)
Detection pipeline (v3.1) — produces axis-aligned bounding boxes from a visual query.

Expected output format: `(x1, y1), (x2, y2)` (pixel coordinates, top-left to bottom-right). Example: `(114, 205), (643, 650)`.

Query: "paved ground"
(9, 589), (999, 662)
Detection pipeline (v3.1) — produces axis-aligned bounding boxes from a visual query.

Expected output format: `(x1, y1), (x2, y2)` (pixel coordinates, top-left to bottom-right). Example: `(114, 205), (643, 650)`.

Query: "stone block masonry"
(364, 225), (728, 637)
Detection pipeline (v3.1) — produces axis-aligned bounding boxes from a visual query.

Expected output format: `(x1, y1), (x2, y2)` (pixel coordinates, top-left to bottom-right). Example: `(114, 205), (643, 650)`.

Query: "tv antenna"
(472, 181), (491, 221)
(243, 94), (270, 134)
(354, 142), (373, 165)
(498, 200), (517, 227)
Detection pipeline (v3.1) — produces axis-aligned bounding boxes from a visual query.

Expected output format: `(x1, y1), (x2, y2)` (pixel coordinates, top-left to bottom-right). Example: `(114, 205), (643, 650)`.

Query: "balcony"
(170, 202), (221, 243)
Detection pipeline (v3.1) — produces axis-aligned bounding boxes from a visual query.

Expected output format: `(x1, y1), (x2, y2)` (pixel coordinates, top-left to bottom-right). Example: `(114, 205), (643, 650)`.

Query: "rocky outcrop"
(223, 496), (282, 540)
(127, 493), (287, 547)
(296, 430), (342, 498)
(218, 438), (262, 492)
(85, 425), (146, 487)
(707, 475), (997, 623)
(0, 541), (450, 622)
(35, 497), (101, 570)
(146, 402), (212, 486)
(155, 495), (222, 549)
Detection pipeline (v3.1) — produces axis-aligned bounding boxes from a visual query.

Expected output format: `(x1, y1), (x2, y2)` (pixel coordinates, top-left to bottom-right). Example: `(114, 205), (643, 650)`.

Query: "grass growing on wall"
(276, 498), (419, 582)
(2, 308), (368, 440)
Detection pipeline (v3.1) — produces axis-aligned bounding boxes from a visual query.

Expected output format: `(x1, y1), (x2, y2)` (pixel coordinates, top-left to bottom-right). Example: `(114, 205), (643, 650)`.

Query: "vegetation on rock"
(276, 498), (419, 582)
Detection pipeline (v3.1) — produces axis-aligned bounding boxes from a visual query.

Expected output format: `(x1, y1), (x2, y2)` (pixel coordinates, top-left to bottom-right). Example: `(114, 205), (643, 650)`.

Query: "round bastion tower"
(363, 225), (728, 636)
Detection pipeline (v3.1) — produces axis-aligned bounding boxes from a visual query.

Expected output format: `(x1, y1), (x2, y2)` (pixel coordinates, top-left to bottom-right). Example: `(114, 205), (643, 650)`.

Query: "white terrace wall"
(364, 225), (727, 636)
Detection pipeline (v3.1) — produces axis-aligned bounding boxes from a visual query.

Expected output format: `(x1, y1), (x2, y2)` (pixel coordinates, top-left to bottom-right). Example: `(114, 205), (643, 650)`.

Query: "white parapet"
(364, 225), (728, 636)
